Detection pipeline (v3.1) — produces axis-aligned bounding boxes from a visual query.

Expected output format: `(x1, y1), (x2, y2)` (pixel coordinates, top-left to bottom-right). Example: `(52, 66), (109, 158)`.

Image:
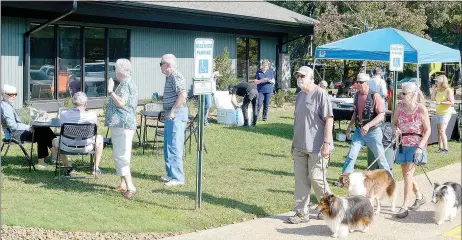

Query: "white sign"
(193, 80), (213, 95)
(194, 38), (214, 80)
(389, 44), (404, 71)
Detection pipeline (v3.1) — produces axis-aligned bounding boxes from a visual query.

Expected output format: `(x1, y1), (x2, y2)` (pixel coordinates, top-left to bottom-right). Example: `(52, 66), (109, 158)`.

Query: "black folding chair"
(184, 113), (208, 156)
(0, 121), (35, 172)
(153, 111), (166, 160)
(55, 123), (98, 179)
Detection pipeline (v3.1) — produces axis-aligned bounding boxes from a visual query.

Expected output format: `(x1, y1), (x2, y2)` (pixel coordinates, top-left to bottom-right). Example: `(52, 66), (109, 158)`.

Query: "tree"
(214, 47), (239, 90)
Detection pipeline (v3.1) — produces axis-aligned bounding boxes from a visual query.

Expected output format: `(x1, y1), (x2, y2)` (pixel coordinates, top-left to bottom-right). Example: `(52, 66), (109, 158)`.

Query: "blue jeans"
(257, 91), (273, 120)
(342, 127), (391, 174)
(204, 94), (212, 124)
(164, 106), (188, 181)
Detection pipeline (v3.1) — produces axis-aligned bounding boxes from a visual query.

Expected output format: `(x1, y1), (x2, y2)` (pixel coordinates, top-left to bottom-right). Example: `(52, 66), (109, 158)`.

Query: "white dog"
(432, 182), (461, 225)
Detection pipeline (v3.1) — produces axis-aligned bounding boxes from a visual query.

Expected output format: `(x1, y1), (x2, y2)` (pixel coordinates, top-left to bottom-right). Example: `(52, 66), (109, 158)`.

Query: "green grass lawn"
(1, 104), (461, 234)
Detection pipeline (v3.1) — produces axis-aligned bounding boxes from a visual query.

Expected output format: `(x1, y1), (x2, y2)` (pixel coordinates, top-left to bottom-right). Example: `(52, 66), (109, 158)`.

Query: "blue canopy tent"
(314, 27), (461, 108)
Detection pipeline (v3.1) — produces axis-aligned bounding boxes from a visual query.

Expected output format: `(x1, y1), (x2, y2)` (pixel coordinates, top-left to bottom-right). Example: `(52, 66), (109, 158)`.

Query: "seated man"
(229, 82), (258, 127)
(53, 92), (104, 175)
(340, 73), (391, 176)
(1, 84), (57, 169)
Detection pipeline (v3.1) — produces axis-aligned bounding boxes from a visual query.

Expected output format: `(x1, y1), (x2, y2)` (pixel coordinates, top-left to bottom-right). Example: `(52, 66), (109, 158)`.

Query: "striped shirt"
(163, 70), (187, 110)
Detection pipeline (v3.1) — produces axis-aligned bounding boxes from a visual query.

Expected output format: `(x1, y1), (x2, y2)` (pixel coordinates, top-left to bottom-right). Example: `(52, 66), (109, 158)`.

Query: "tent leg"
(416, 64), (420, 87)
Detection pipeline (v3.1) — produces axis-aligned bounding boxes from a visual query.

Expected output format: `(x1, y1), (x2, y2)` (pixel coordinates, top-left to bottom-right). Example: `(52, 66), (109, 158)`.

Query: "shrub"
(272, 90), (286, 108)
(215, 47), (239, 90)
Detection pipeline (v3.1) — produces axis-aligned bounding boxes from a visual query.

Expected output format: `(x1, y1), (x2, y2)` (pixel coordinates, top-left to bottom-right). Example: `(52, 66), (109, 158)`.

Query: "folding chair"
(184, 113), (208, 155)
(55, 123), (98, 179)
(153, 111), (166, 160)
(142, 103), (163, 154)
(0, 122), (35, 172)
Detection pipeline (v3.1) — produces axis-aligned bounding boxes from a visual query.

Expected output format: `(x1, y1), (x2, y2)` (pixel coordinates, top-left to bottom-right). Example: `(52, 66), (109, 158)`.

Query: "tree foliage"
(214, 47), (239, 91)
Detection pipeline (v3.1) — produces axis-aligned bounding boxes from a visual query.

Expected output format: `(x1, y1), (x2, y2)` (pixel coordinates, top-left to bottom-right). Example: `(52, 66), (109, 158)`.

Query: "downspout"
(23, 1), (77, 105)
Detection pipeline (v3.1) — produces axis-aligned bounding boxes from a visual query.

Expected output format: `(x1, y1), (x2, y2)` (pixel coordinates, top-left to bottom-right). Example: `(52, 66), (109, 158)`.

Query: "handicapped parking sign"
(392, 58), (401, 68)
(389, 44), (404, 71)
(199, 59), (208, 73)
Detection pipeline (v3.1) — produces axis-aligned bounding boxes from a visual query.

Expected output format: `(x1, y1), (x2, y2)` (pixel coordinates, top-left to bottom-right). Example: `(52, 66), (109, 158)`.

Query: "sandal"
(123, 190), (136, 199)
(116, 185), (127, 192)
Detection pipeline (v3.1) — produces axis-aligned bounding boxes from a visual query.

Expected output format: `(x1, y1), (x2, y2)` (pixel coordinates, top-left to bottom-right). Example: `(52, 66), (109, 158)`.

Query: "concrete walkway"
(163, 163), (462, 240)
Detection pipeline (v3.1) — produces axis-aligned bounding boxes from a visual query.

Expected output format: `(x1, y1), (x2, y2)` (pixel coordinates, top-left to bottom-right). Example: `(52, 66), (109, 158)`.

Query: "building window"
(30, 25), (55, 101)
(58, 26), (81, 99)
(236, 37), (260, 82)
(27, 24), (130, 102)
(84, 27), (105, 97)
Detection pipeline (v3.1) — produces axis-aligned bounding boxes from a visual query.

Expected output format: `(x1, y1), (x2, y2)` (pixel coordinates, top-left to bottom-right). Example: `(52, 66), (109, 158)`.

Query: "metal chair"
(184, 113), (208, 156)
(0, 119), (35, 172)
(55, 123), (98, 179)
(153, 111), (166, 159)
(104, 122), (142, 148)
(142, 103), (163, 154)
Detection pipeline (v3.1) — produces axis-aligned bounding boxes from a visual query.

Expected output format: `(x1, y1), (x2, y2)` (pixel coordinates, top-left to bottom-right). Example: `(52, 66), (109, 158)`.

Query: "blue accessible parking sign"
(199, 59), (208, 73)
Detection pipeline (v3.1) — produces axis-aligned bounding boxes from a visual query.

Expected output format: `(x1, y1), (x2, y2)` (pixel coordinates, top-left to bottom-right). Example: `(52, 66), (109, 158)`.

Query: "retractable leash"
(364, 136), (400, 172)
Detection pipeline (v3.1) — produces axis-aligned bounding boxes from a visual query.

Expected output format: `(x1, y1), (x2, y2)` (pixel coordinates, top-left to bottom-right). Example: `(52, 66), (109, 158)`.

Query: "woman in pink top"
(392, 82), (431, 218)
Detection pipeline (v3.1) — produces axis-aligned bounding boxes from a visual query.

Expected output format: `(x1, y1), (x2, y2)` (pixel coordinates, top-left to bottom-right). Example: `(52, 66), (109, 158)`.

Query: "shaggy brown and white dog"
(317, 193), (374, 238)
(339, 169), (396, 214)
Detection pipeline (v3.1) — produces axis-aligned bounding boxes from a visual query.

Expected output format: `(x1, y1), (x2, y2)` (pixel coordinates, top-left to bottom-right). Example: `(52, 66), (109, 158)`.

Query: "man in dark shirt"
(229, 82), (258, 127)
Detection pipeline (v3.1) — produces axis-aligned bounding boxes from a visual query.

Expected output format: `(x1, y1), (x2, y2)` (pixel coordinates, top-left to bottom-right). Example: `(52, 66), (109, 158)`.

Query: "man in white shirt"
(369, 67), (388, 108)
(52, 92), (104, 175)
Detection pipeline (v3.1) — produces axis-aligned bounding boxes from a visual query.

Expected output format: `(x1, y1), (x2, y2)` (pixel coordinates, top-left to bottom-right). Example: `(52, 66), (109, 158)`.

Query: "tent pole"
(393, 71), (398, 111)
(416, 64), (420, 87)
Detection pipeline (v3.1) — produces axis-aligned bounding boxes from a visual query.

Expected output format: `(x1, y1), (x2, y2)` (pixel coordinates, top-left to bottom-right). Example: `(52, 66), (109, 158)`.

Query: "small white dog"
(431, 182), (461, 225)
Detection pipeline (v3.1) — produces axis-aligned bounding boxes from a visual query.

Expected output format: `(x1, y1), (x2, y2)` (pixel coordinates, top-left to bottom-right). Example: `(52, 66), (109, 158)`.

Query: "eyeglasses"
(159, 62), (165, 67)
(296, 74), (305, 79)
(357, 81), (367, 85)
(400, 92), (412, 96)
(6, 93), (17, 97)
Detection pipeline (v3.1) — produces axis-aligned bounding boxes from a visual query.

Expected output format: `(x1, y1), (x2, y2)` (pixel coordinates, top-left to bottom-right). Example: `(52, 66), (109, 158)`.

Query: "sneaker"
(409, 195), (426, 211)
(164, 180), (185, 187)
(160, 176), (172, 182)
(50, 156), (58, 164)
(67, 168), (77, 177)
(92, 168), (104, 175)
(287, 212), (310, 224)
(240, 125), (249, 128)
(36, 164), (47, 170)
(394, 208), (409, 218)
(317, 212), (324, 220)
(437, 148), (444, 153)
(442, 149), (449, 154)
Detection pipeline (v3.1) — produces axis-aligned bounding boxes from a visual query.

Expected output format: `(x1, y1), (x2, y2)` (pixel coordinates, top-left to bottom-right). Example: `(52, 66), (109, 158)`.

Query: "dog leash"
(364, 136), (400, 172)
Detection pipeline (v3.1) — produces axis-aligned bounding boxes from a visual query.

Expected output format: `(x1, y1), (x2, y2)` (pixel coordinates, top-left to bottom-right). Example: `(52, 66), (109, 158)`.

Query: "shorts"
(53, 135), (104, 154)
(396, 146), (427, 164)
(433, 114), (451, 125)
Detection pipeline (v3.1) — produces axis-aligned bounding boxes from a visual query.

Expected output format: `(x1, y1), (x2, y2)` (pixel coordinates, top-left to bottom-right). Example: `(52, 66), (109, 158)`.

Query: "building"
(1, 1), (315, 110)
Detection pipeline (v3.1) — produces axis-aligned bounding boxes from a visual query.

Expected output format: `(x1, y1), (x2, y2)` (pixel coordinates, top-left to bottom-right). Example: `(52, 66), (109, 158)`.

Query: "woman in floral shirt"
(393, 82), (431, 218)
(105, 58), (138, 199)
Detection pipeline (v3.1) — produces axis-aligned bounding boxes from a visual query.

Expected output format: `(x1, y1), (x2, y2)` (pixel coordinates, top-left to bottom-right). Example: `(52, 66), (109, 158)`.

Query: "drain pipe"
(23, 0), (77, 104)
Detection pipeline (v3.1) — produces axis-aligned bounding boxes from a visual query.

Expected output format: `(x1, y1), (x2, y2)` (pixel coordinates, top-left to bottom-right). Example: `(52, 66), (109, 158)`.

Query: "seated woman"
(52, 92), (104, 176)
(1, 84), (57, 169)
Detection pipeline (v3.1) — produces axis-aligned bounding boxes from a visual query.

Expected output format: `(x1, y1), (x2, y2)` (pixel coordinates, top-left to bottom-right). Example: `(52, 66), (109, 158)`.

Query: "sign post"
(193, 38), (214, 209)
(389, 44), (404, 111)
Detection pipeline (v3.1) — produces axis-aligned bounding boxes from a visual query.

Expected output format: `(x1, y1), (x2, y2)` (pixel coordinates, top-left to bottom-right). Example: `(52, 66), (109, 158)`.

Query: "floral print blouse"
(105, 78), (138, 130)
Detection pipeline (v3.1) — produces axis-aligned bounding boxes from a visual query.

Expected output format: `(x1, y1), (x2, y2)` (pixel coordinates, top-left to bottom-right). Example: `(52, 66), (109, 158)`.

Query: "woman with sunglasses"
(431, 75), (454, 154)
(393, 82), (431, 218)
(1, 84), (57, 169)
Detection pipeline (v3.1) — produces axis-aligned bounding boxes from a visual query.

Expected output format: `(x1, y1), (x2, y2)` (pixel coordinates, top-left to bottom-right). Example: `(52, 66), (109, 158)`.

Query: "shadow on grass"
(227, 123), (293, 140)
(259, 152), (289, 158)
(241, 168), (293, 177)
(152, 189), (269, 216)
(267, 189), (293, 195)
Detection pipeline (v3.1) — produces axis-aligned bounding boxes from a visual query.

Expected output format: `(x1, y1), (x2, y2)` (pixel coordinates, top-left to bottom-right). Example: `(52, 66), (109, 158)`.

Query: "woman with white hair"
(431, 75), (454, 153)
(393, 82), (431, 218)
(105, 59), (138, 199)
(254, 59), (275, 121)
(1, 84), (57, 169)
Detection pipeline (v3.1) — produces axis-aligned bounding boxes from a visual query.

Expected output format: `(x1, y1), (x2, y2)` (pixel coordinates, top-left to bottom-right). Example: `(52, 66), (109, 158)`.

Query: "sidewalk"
(163, 162), (462, 240)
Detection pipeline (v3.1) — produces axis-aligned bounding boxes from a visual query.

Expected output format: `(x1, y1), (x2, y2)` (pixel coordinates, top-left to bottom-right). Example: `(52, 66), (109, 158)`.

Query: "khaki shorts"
(53, 135), (104, 153)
